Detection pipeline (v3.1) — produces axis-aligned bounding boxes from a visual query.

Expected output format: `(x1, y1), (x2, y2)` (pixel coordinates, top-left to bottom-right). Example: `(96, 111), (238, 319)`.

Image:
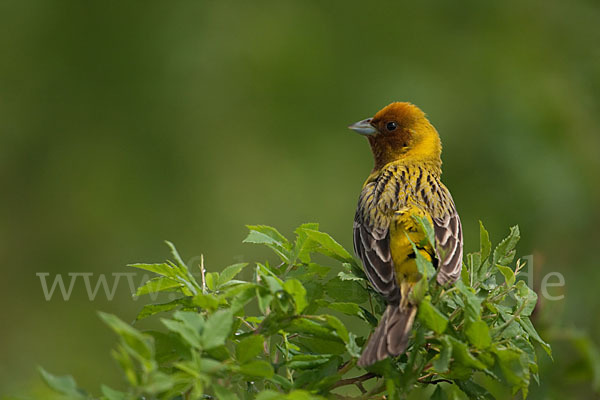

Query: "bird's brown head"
(349, 102), (442, 173)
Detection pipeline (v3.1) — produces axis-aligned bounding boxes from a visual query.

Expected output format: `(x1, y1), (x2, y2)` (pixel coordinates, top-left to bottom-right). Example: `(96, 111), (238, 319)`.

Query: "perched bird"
(349, 102), (463, 367)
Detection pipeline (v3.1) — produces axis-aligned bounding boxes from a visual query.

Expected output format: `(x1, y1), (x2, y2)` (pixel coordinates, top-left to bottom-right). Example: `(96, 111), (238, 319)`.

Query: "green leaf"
(519, 316), (552, 357)
(321, 314), (349, 343)
(165, 240), (187, 268)
(283, 279), (308, 313)
(38, 367), (86, 400)
(99, 312), (153, 361)
(493, 225), (520, 267)
(418, 297), (448, 334)
(162, 318), (202, 349)
(287, 318), (343, 342)
(292, 223), (322, 263)
(432, 337), (452, 373)
(256, 390), (284, 400)
(497, 265), (515, 286)
(101, 384), (128, 400)
(326, 302), (362, 317)
(479, 221), (491, 262)
(413, 215), (435, 249)
(337, 271), (363, 281)
(205, 272), (218, 291)
(238, 360), (274, 378)
(213, 383), (239, 400)
(193, 292), (224, 311)
(431, 385), (447, 400)
(218, 263), (248, 287)
(448, 337), (486, 370)
(288, 354), (333, 369)
(465, 319), (491, 349)
(136, 297), (192, 321)
(515, 280), (538, 317)
(492, 346), (529, 389)
(456, 280), (482, 322)
(202, 309), (233, 349)
(244, 225), (291, 261)
(302, 228), (354, 263)
(128, 263), (174, 277)
(135, 276), (181, 296)
(455, 381), (494, 400)
(325, 277), (368, 304)
(346, 332), (361, 358)
(409, 275), (428, 304)
(236, 334), (265, 363)
(407, 234), (436, 279)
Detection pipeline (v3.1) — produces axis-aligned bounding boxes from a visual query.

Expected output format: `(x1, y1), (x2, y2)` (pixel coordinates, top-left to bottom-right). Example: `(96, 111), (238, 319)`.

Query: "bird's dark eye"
(386, 121), (397, 131)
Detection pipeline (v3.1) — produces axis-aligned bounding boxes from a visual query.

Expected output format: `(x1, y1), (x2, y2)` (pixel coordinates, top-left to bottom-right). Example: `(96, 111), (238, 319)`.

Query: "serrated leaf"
(101, 384), (128, 400)
(136, 297), (192, 321)
(492, 346), (529, 390)
(213, 383), (239, 400)
(135, 276), (181, 296)
(238, 360), (274, 378)
(244, 225), (291, 262)
(497, 265), (515, 286)
(302, 229), (354, 263)
(493, 225), (520, 267)
(456, 280), (482, 322)
(218, 263), (248, 287)
(407, 235), (436, 279)
(431, 385), (447, 400)
(346, 332), (361, 358)
(236, 334), (265, 363)
(293, 223), (321, 263)
(448, 337), (486, 370)
(465, 319), (491, 349)
(326, 302), (362, 317)
(288, 354), (333, 369)
(519, 316), (552, 357)
(283, 279), (308, 313)
(515, 280), (538, 317)
(413, 215), (435, 249)
(99, 312), (153, 361)
(323, 314), (349, 343)
(202, 309), (233, 349)
(162, 318), (202, 349)
(256, 390), (284, 400)
(325, 277), (368, 304)
(193, 292), (224, 311)
(38, 367), (86, 400)
(432, 337), (452, 373)
(479, 221), (491, 262)
(164, 240), (187, 268)
(337, 271), (363, 281)
(409, 275), (428, 304)
(418, 297), (448, 334)
(128, 263), (175, 277)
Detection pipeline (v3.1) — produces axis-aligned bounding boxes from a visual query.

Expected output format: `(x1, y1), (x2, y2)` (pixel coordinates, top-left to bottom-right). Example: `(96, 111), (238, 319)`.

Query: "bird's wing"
(431, 197), (463, 285)
(353, 177), (401, 303)
(353, 215), (400, 303)
(410, 174), (463, 285)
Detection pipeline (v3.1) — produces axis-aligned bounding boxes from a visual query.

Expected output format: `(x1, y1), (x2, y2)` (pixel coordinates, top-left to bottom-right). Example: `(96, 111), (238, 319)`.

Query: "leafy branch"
(40, 222), (550, 400)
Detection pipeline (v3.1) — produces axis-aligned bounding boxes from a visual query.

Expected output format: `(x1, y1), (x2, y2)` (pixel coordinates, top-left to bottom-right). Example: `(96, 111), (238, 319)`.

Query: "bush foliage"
(41, 221), (550, 399)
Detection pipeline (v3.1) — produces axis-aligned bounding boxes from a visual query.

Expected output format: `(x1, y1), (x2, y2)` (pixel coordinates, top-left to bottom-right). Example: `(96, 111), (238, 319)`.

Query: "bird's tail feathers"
(357, 303), (417, 367)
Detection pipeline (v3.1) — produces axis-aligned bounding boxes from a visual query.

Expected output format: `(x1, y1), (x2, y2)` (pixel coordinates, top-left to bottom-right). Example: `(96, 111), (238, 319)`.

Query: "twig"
(331, 373), (376, 390)
(199, 254), (206, 293)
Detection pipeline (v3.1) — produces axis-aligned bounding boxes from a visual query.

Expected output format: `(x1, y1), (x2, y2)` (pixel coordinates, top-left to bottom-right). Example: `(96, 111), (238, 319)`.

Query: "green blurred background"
(1, 0), (599, 398)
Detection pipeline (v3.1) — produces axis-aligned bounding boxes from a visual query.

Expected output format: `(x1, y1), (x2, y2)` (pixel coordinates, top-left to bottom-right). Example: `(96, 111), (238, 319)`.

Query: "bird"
(349, 102), (463, 367)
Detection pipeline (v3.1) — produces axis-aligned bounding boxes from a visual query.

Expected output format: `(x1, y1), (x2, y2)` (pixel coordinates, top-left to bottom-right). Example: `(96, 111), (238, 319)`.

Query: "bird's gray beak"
(348, 118), (376, 136)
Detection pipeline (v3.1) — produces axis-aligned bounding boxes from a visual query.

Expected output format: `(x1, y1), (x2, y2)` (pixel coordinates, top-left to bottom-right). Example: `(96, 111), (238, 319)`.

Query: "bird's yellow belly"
(389, 207), (434, 303)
